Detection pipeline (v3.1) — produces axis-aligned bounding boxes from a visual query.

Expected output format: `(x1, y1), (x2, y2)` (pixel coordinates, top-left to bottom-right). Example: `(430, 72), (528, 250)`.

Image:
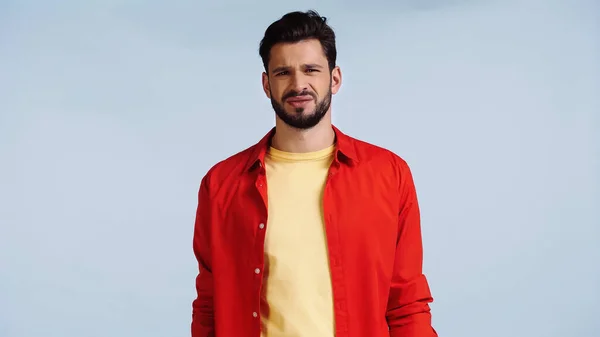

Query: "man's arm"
(386, 161), (437, 337)
(191, 175), (215, 337)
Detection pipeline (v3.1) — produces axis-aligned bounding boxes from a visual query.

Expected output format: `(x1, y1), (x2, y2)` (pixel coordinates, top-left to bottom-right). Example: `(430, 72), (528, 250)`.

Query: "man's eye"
(306, 69), (318, 72)
(276, 71), (288, 76)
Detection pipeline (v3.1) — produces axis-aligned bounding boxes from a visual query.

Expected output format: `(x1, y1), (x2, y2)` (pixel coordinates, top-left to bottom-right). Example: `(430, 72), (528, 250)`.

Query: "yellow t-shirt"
(260, 144), (336, 337)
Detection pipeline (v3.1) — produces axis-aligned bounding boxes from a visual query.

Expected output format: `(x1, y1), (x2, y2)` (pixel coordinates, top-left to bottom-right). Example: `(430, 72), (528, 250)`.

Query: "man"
(191, 10), (437, 337)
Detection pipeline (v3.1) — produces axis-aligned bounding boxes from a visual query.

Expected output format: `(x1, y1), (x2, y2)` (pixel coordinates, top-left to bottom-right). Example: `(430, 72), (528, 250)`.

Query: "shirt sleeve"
(191, 174), (216, 337)
(386, 160), (438, 337)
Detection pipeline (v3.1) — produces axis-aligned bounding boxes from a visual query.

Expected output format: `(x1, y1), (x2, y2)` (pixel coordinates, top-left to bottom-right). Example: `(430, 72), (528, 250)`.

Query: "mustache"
(282, 90), (316, 101)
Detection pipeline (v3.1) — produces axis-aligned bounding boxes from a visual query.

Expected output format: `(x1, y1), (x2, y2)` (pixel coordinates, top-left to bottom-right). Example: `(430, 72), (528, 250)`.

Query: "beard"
(270, 86), (332, 130)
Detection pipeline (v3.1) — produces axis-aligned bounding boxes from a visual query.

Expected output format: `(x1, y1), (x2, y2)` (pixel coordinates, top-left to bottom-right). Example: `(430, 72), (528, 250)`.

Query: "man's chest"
(213, 172), (400, 265)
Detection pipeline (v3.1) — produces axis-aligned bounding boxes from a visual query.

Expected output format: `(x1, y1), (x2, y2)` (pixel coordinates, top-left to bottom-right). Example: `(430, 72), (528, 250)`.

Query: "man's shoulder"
(349, 133), (409, 169)
(347, 133), (416, 189)
(202, 143), (257, 186)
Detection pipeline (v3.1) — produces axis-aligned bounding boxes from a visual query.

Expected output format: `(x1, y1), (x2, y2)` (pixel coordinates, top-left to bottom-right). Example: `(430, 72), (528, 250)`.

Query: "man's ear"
(262, 72), (271, 98)
(331, 66), (342, 95)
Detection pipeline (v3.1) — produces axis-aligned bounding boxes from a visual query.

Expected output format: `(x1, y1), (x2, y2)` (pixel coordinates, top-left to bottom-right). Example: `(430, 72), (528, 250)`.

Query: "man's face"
(262, 39), (341, 130)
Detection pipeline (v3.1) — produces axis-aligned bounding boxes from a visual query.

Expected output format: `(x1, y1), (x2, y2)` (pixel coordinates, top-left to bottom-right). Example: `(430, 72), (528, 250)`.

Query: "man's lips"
(286, 95), (313, 103)
(286, 95), (314, 108)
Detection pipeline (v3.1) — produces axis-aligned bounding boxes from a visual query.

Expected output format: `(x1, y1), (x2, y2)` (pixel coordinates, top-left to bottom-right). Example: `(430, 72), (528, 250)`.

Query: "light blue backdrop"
(1, 1), (598, 336)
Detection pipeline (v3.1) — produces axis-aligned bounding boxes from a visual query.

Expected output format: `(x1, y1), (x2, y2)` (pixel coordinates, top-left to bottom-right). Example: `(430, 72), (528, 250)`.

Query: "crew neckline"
(267, 144), (336, 162)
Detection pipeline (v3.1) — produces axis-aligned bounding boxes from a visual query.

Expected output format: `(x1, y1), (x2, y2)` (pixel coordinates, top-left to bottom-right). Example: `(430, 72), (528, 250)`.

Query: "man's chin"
(288, 109), (314, 116)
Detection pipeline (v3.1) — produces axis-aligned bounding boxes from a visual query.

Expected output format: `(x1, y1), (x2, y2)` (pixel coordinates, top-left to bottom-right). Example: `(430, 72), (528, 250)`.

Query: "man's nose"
(290, 73), (309, 93)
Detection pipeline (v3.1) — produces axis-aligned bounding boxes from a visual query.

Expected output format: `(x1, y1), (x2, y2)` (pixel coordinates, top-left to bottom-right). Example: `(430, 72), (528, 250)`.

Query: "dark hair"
(259, 10), (337, 72)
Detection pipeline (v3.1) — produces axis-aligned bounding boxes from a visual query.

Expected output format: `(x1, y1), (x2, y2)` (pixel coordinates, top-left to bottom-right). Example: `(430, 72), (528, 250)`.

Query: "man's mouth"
(286, 96), (313, 108)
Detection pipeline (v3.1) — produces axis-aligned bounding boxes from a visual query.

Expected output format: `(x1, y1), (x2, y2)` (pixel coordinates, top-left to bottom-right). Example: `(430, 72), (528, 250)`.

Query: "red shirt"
(191, 125), (437, 337)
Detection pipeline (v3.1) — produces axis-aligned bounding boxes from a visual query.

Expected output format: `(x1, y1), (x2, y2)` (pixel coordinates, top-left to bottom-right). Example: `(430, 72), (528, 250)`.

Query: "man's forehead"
(269, 41), (328, 66)
(271, 39), (324, 55)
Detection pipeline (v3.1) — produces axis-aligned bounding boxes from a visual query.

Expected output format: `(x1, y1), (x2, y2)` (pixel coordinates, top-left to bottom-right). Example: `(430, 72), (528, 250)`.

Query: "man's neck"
(271, 118), (335, 154)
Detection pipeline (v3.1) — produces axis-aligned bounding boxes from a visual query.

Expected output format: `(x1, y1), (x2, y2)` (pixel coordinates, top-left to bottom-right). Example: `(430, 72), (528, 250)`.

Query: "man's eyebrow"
(271, 64), (325, 74)
(271, 66), (290, 74)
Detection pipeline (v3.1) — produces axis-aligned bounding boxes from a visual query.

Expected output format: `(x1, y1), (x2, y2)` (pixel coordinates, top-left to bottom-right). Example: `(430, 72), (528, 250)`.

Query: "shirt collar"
(244, 124), (359, 172)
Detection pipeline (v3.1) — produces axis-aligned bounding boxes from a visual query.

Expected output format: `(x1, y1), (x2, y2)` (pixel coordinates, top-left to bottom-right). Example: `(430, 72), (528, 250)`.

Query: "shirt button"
(259, 223), (265, 229)
(252, 311), (258, 318)
(255, 268), (260, 274)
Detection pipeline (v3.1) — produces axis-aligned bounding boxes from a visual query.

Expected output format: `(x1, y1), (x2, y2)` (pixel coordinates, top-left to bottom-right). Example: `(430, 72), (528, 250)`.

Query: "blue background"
(1, 1), (598, 336)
